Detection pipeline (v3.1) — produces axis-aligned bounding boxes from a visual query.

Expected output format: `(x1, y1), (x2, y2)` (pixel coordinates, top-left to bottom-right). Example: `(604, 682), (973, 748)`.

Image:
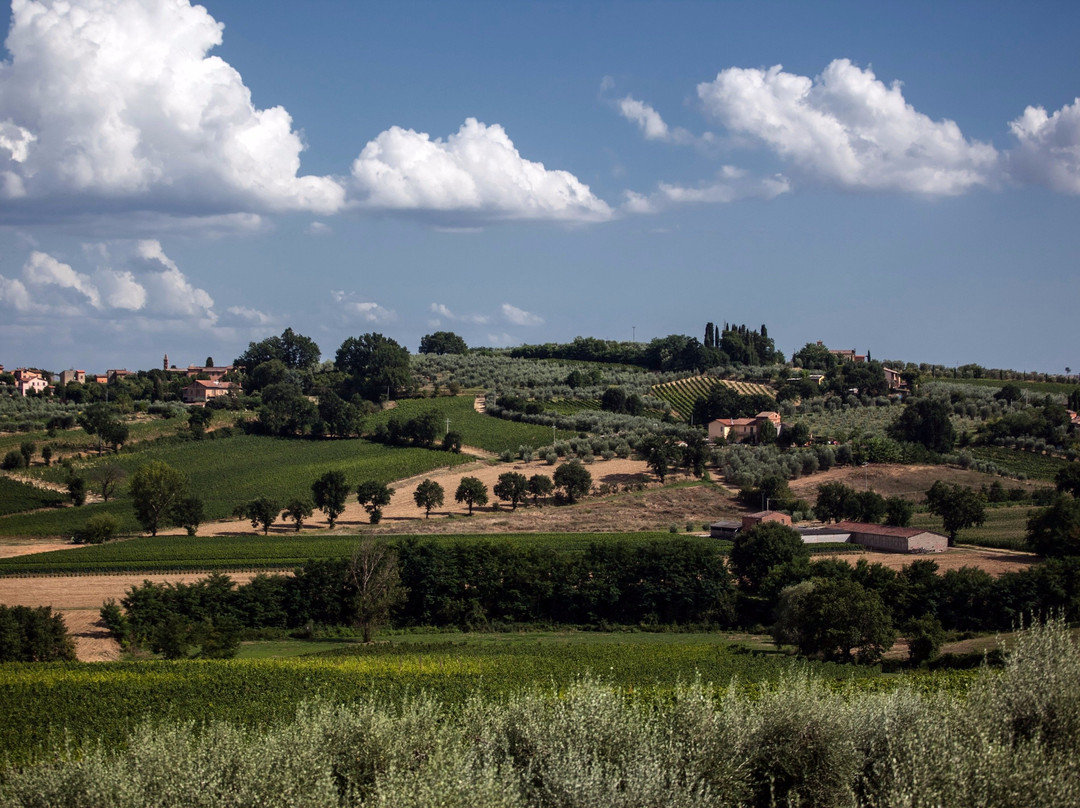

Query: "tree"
(312, 470), (350, 528)
(904, 614), (945, 666)
(729, 522), (808, 593)
(816, 482), (853, 524)
(528, 473), (554, 506)
(187, 407), (213, 439)
(74, 513), (119, 544)
(850, 490), (887, 523)
(442, 431), (462, 453)
(889, 398), (956, 453)
(1056, 464), (1080, 497)
(413, 479), (444, 518)
(792, 342), (837, 371)
(757, 418), (777, 445)
(347, 538), (406, 643)
(89, 464), (127, 503)
(455, 476), (488, 515)
(640, 435), (677, 483)
(258, 381), (318, 436)
(100, 418), (130, 454)
(925, 481), (986, 545)
(19, 441), (34, 467)
(777, 579), (896, 664)
(553, 460), (592, 504)
(78, 403), (124, 456)
(335, 333), (412, 401)
(0, 605), (76, 662)
(316, 391), (362, 438)
(171, 496), (205, 536)
(282, 498), (314, 531)
(40, 445), (52, 467)
(235, 327), (321, 373)
(130, 461), (189, 536)
(356, 481), (393, 524)
(67, 475), (87, 507)
(419, 331), (468, 355)
(240, 496), (279, 534)
(600, 386), (628, 413)
(884, 496), (914, 527)
(1026, 494), (1080, 558)
(494, 472), (529, 510)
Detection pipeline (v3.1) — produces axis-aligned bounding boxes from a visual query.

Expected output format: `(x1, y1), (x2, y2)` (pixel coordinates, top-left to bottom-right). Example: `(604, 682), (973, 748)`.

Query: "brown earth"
(787, 463), (1052, 501)
(819, 546), (1039, 577)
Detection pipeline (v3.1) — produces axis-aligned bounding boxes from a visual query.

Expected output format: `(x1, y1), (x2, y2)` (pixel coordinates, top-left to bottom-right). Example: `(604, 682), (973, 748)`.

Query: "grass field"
(0, 531), (707, 574)
(970, 445), (1072, 481)
(0, 434), (471, 537)
(0, 632), (965, 767)
(367, 395), (573, 453)
(949, 377), (1080, 396)
(910, 505), (1032, 550)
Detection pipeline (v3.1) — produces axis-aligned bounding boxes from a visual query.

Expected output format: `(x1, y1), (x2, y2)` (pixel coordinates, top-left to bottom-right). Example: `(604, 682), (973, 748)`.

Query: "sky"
(0, 0), (1077, 376)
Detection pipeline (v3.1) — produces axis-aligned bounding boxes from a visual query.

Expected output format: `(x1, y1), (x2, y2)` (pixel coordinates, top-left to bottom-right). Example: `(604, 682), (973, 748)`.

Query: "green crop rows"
(0, 477), (65, 517)
(652, 376), (774, 420)
(0, 434), (471, 537)
(970, 446), (1071, 481)
(910, 506), (1031, 551)
(0, 634), (972, 766)
(366, 395), (573, 453)
(0, 531), (699, 575)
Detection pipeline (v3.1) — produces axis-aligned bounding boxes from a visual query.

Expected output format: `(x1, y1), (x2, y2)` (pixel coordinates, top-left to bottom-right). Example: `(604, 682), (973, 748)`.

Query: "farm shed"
(834, 522), (948, 553)
(709, 520), (741, 539)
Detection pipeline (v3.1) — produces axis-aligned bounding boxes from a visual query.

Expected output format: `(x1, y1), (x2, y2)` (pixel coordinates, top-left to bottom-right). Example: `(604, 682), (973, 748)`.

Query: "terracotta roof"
(188, 380), (233, 389)
(836, 521), (935, 538)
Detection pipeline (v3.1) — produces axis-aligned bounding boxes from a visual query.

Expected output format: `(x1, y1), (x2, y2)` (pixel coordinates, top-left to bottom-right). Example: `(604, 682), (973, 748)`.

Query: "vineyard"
(0, 632), (968, 767)
(0, 531), (693, 575)
(366, 395), (573, 453)
(910, 506), (1032, 551)
(651, 376), (774, 420)
(0, 477), (65, 517)
(0, 435), (471, 537)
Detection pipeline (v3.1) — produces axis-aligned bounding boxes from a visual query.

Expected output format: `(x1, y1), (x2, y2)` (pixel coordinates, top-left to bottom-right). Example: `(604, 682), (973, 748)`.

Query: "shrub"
(73, 513), (119, 544)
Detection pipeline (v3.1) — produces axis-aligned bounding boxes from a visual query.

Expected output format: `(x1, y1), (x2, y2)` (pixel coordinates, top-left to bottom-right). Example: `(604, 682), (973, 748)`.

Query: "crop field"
(0, 634), (971, 766)
(366, 395), (573, 452)
(0, 435), (470, 537)
(953, 377), (1080, 396)
(970, 446), (1071, 481)
(0, 477), (65, 517)
(910, 505), (1031, 550)
(0, 531), (700, 575)
(652, 376), (774, 419)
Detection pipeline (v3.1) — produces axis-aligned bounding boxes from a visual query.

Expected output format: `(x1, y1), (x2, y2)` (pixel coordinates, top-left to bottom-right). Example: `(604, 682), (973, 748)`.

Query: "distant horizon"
(1, 0), (1076, 376)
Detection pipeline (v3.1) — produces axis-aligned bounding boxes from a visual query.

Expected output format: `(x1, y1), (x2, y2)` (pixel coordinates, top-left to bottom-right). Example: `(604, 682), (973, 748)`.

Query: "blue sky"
(0, 0), (1077, 375)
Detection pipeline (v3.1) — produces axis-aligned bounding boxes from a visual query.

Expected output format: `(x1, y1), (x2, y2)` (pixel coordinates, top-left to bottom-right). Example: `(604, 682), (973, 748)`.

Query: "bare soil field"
(819, 546), (1039, 577)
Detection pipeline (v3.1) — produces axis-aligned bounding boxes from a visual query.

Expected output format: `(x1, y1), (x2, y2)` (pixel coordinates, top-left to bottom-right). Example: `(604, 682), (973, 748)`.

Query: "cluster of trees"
(110, 537), (735, 656)
(691, 384), (777, 425)
(599, 386), (645, 415)
(0, 605), (75, 662)
(1025, 466), (1080, 558)
(370, 411), (460, 451)
(815, 482), (914, 527)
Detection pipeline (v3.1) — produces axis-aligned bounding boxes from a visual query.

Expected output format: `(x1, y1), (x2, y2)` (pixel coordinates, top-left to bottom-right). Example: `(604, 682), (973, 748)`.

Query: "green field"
(970, 445), (1072, 481)
(0, 477), (65, 517)
(910, 505), (1032, 550)
(0, 434), (471, 537)
(950, 377), (1080, 396)
(0, 531), (707, 574)
(0, 632), (962, 767)
(367, 395), (573, 453)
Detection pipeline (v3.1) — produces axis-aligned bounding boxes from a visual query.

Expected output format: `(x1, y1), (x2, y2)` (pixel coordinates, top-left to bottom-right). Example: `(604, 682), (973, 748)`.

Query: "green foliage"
(129, 460), (189, 536)
(730, 522), (808, 593)
(775, 578), (897, 664)
(234, 327), (321, 373)
(419, 330), (468, 355)
(73, 512), (119, 544)
(1026, 493), (1080, 557)
(0, 450), (21, 470)
(239, 496), (279, 534)
(356, 481), (393, 524)
(312, 469), (351, 528)
(925, 480), (987, 545)
(66, 474), (87, 507)
(413, 479), (444, 518)
(904, 613), (946, 665)
(884, 495), (914, 527)
(1057, 464), (1080, 497)
(335, 332), (412, 400)
(527, 474), (554, 506)
(0, 605), (75, 662)
(493, 472), (528, 510)
(553, 460), (591, 504)
(454, 476), (488, 515)
(282, 497), (314, 531)
(171, 496), (205, 536)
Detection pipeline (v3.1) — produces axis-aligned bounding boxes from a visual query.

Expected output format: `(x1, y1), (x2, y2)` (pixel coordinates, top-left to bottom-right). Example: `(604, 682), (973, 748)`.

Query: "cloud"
(224, 305), (273, 326)
(697, 59), (998, 194)
(622, 167), (790, 214)
(0, 0), (345, 221)
(501, 303), (543, 326)
(331, 290), (396, 323)
(618, 96), (671, 141)
(1007, 98), (1080, 193)
(429, 302), (490, 325)
(305, 221), (332, 236)
(0, 241), (215, 322)
(350, 118), (613, 224)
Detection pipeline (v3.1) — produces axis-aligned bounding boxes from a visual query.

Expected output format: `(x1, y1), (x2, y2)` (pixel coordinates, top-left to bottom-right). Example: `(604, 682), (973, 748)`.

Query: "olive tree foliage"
(130, 460), (190, 537)
(347, 538), (406, 643)
(413, 479), (444, 518)
(78, 403), (126, 456)
(455, 476), (488, 515)
(312, 470), (350, 528)
(553, 460), (592, 504)
(493, 472), (529, 510)
(356, 481), (393, 524)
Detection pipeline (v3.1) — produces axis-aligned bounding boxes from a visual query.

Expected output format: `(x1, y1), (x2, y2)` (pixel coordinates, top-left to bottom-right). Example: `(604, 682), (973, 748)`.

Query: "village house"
(11, 368), (51, 397)
(107, 369), (133, 383)
(708, 411), (782, 443)
(163, 354), (234, 381)
(59, 369), (86, 385)
(710, 511), (948, 553)
(181, 379), (235, 405)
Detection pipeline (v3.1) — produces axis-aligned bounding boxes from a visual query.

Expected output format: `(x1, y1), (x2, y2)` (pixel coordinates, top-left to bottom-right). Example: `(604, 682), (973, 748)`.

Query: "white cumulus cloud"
(618, 96), (671, 141)
(697, 59), (999, 194)
(501, 303), (543, 327)
(1007, 98), (1080, 194)
(350, 118), (613, 224)
(0, 0), (345, 220)
(429, 302), (490, 325)
(623, 166), (790, 214)
(332, 290), (396, 323)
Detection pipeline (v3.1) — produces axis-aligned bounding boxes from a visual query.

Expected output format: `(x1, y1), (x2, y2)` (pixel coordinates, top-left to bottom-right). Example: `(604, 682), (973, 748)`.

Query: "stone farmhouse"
(182, 379), (235, 405)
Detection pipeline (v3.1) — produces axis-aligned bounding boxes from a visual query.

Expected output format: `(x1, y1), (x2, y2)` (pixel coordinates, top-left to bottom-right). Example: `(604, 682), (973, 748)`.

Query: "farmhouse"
(59, 369), (86, 385)
(708, 411), (781, 443)
(182, 379), (235, 404)
(710, 511), (948, 553)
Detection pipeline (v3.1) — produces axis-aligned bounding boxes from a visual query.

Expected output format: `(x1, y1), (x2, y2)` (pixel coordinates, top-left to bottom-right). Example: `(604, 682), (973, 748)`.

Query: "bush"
(1, 450), (22, 470)
(73, 513), (119, 544)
